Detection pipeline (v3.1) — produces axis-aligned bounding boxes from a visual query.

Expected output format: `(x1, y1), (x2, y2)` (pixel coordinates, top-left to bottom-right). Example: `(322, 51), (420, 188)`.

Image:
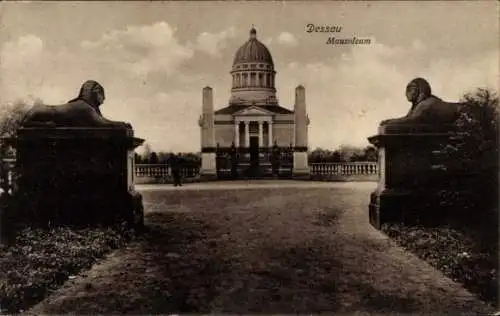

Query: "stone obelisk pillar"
(200, 86), (217, 179)
(293, 85), (310, 178)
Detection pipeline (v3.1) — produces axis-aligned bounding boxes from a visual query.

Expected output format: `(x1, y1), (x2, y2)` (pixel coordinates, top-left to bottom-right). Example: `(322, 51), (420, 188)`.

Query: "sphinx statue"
(22, 80), (131, 128)
(381, 77), (464, 126)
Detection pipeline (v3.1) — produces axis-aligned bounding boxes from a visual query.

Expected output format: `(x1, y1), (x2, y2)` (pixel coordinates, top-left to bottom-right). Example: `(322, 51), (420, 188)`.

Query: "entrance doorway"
(249, 136), (260, 177)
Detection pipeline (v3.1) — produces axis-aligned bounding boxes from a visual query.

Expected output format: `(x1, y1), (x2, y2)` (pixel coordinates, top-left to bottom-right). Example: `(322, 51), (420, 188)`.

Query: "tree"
(149, 152), (159, 164)
(444, 88), (499, 172)
(0, 100), (31, 140)
(362, 145), (378, 162)
(0, 99), (32, 193)
(457, 88), (498, 166)
(441, 88), (499, 223)
(336, 145), (365, 162)
(141, 143), (152, 163)
(134, 152), (143, 164)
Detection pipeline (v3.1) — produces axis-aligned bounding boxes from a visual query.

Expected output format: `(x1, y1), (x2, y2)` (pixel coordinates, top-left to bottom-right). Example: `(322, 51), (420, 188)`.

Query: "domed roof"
(232, 28), (274, 66)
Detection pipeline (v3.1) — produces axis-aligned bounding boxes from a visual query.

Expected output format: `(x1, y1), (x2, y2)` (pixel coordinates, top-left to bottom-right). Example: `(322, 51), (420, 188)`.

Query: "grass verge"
(0, 224), (135, 313)
(381, 222), (498, 308)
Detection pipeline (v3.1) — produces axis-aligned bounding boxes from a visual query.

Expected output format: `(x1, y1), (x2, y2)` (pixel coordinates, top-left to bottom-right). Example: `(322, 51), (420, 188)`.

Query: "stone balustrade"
(134, 161), (378, 182)
(0, 160), (379, 186)
(135, 164), (200, 182)
(310, 162), (378, 176)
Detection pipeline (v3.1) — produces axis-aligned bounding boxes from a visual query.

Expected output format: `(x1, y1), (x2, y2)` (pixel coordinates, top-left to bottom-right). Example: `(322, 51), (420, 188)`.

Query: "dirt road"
(27, 181), (493, 314)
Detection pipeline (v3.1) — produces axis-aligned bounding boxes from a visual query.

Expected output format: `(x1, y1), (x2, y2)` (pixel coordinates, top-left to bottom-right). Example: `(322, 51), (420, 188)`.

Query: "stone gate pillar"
(200, 86), (217, 180)
(9, 80), (145, 229)
(368, 124), (458, 229)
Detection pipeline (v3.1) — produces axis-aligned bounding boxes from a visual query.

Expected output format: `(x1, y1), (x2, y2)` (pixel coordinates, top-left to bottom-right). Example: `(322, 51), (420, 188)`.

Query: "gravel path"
(27, 181), (494, 314)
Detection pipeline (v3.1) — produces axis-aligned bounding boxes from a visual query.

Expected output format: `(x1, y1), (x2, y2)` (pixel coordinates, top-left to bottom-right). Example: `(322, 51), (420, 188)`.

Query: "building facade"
(199, 27), (310, 179)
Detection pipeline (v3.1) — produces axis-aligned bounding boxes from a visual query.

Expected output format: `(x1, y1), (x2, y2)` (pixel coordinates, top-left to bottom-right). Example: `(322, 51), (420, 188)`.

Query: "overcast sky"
(1, 1), (498, 153)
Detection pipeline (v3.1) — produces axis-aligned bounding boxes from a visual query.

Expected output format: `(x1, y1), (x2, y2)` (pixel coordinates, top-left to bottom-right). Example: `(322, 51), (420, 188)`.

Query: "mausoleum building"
(199, 27), (310, 179)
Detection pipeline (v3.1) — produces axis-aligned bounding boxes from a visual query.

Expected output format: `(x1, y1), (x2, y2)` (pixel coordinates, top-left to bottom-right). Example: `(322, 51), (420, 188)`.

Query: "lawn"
(381, 222), (498, 308)
(0, 224), (135, 313)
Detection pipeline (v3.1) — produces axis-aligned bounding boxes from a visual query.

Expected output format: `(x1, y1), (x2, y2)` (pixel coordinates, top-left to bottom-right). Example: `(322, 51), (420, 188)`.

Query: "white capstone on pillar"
(258, 121), (264, 147)
(244, 121), (250, 147)
(234, 121), (240, 147)
(293, 85), (310, 178)
(200, 86), (217, 179)
(268, 121), (273, 146)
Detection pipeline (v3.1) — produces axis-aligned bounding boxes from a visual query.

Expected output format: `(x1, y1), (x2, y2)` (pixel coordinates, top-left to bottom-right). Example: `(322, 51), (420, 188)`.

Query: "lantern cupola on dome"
(230, 27), (277, 105)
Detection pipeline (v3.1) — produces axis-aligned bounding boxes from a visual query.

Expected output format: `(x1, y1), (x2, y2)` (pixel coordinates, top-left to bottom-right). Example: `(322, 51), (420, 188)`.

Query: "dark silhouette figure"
(230, 142), (238, 179)
(170, 154), (183, 187)
(271, 142), (280, 178)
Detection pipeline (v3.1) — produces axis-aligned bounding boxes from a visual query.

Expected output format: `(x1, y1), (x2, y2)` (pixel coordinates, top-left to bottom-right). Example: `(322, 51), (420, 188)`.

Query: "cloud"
(194, 26), (237, 57)
(0, 34), (43, 68)
(0, 35), (48, 102)
(277, 32), (298, 46)
(81, 22), (194, 79)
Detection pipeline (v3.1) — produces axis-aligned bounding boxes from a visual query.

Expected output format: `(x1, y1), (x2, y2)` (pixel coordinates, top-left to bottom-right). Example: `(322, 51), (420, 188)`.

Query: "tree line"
(135, 144), (378, 165)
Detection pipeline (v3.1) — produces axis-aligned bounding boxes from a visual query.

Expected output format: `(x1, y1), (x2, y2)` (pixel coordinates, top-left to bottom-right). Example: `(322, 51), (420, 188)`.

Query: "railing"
(135, 161), (379, 182)
(0, 160), (379, 187)
(310, 161), (378, 176)
(135, 164), (200, 181)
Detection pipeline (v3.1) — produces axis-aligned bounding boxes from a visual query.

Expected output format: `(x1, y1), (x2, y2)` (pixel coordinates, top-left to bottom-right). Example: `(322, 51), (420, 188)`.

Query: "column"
(258, 121), (264, 147)
(244, 121), (250, 147)
(268, 121), (273, 146)
(234, 121), (240, 147)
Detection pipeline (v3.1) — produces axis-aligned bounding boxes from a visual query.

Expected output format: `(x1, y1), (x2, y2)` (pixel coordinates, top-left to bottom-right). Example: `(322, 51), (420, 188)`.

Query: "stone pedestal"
(293, 150), (310, 179)
(200, 151), (217, 181)
(368, 123), (473, 229)
(13, 127), (144, 227)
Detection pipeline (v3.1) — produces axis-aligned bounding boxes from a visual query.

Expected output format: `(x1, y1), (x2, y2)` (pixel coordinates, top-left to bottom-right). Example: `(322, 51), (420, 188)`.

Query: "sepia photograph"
(0, 1), (498, 314)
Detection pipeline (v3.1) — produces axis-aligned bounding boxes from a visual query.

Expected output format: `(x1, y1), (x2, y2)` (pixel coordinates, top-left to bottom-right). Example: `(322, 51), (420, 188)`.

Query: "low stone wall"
(134, 162), (379, 183)
(135, 175), (202, 185)
(310, 174), (378, 182)
(309, 162), (378, 182)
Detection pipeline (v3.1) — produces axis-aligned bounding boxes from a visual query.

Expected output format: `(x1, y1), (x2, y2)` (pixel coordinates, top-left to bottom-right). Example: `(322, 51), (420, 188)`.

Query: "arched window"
(250, 73), (256, 87)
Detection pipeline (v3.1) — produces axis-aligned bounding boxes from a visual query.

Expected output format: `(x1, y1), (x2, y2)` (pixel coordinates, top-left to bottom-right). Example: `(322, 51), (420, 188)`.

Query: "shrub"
(0, 224), (135, 313)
